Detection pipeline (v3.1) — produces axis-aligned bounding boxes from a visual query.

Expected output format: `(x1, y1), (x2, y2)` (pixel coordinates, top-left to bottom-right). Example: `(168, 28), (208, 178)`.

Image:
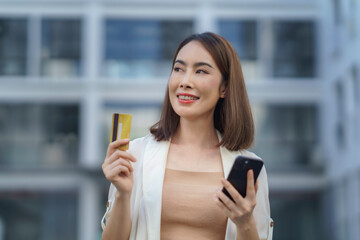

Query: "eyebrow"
(174, 59), (214, 69)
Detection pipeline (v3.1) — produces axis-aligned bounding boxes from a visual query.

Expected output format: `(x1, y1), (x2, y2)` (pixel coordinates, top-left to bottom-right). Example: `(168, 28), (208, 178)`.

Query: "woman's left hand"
(214, 170), (258, 227)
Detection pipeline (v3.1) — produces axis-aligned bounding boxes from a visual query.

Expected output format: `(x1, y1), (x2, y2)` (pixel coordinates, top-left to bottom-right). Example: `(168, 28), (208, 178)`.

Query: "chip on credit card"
(110, 113), (132, 150)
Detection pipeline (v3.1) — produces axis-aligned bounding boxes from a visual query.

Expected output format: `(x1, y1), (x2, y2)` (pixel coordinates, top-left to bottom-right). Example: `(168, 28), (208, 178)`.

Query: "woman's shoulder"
(238, 149), (262, 160)
(128, 133), (160, 153)
(130, 133), (157, 145)
(130, 134), (152, 144)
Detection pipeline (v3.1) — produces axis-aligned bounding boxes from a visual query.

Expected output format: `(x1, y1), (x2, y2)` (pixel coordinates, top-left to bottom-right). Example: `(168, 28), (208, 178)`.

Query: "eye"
(173, 67), (182, 72)
(196, 69), (208, 74)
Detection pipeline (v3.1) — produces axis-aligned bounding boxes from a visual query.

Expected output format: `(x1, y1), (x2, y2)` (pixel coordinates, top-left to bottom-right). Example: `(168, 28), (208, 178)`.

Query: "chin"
(173, 109), (192, 119)
(172, 107), (195, 119)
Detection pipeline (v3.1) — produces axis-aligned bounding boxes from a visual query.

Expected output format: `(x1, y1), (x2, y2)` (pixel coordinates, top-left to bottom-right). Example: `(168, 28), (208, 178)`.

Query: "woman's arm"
(101, 191), (132, 240)
(101, 139), (137, 240)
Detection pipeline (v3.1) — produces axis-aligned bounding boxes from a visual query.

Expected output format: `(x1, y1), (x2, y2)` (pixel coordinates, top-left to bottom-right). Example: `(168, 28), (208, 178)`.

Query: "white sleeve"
(101, 183), (117, 230)
(253, 166), (274, 240)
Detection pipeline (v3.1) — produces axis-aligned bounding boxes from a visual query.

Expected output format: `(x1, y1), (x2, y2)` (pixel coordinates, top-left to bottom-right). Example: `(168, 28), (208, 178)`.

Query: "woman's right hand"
(102, 139), (137, 195)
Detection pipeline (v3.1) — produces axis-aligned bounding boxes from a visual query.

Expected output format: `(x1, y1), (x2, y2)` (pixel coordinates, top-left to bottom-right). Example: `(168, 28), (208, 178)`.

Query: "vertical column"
(27, 15), (41, 79)
(195, 2), (217, 33)
(0, 213), (4, 240)
(318, 0), (338, 175)
(80, 89), (101, 168)
(258, 19), (273, 78)
(347, 174), (360, 240)
(357, 174), (360, 240)
(343, 72), (357, 170)
(80, 1), (102, 169)
(83, 1), (102, 80)
(78, 3), (103, 240)
(356, 70), (360, 161)
(78, 178), (102, 240)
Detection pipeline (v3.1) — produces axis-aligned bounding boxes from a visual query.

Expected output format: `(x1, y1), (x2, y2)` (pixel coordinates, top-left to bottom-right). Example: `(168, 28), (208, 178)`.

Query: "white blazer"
(102, 134), (274, 240)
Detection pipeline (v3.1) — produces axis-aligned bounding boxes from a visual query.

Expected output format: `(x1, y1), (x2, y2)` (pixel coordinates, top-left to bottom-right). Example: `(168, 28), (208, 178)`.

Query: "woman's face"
(168, 40), (225, 121)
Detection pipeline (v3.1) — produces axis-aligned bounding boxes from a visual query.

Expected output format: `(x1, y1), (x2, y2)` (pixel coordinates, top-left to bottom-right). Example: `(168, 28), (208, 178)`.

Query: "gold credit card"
(110, 113), (132, 150)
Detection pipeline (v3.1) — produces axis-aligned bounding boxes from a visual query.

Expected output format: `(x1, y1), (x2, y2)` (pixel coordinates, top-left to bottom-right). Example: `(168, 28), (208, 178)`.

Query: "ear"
(219, 82), (226, 98)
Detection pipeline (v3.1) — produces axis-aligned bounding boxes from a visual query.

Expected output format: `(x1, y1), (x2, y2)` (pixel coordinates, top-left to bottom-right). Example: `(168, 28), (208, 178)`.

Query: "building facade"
(0, 0), (359, 239)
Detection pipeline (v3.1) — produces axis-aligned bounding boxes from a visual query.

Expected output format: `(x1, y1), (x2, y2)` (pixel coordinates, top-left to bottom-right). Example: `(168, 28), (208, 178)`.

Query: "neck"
(172, 117), (219, 148)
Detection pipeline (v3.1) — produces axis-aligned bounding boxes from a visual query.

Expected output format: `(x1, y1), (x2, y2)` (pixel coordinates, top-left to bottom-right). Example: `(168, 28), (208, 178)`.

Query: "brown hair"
(150, 32), (254, 151)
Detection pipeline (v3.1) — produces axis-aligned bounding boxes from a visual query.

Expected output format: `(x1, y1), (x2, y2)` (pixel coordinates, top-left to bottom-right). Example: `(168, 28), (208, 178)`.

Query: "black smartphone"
(222, 155), (264, 201)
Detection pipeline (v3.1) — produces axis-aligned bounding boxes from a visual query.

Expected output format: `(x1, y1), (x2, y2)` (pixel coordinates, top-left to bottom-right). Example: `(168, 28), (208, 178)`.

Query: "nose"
(179, 72), (194, 89)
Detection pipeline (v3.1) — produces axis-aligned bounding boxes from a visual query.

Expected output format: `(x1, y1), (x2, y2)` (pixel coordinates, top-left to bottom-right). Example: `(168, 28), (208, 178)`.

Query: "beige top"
(161, 168), (228, 240)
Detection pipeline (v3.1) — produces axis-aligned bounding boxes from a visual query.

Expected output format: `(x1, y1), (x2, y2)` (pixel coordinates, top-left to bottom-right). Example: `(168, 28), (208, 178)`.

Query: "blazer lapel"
(217, 132), (240, 239)
(142, 138), (170, 240)
(220, 145), (238, 178)
(217, 131), (238, 178)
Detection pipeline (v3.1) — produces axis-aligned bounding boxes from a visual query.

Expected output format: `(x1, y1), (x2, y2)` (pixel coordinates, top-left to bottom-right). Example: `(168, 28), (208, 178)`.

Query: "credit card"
(110, 113), (132, 150)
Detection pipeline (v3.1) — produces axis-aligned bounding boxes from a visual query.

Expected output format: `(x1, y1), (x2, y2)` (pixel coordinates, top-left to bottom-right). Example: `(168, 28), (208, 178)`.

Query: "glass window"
(219, 20), (257, 60)
(0, 18), (27, 76)
(103, 19), (193, 79)
(41, 19), (82, 77)
(101, 103), (161, 155)
(219, 20), (257, 79)
(273, 21), (315, 78)
(251, 104), (322, 171)
(0, 190), (78, 240)
(270, 193), (325, 240)
(0, 104), (79, 167)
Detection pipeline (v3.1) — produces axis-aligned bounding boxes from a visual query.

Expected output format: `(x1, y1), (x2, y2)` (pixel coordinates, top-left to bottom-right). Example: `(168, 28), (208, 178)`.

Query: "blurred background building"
(0, 0), (359, 239)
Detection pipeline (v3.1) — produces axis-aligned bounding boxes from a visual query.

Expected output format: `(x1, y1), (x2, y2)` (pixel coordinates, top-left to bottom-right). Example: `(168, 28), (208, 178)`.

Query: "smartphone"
(222, 155), (263, 201)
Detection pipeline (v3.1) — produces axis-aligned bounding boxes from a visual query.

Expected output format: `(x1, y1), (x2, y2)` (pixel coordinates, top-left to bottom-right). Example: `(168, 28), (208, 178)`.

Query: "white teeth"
(178, 95), (198, 100)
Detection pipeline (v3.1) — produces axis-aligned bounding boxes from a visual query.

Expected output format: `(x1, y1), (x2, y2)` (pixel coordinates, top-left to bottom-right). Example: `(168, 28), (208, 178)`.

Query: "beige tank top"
(161, 168), (228, 240)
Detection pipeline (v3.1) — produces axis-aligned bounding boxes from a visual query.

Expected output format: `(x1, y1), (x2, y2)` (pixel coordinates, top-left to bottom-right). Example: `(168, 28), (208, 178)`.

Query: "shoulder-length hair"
(150, 32), (254, 151)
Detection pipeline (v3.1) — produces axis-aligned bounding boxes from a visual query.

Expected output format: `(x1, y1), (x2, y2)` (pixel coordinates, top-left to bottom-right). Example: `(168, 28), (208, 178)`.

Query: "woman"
(101, 32), (273, 240)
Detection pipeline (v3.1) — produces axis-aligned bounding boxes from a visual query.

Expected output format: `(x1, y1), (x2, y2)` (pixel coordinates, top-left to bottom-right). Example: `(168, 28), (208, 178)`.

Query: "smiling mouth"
(177, 95), (199, 100)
